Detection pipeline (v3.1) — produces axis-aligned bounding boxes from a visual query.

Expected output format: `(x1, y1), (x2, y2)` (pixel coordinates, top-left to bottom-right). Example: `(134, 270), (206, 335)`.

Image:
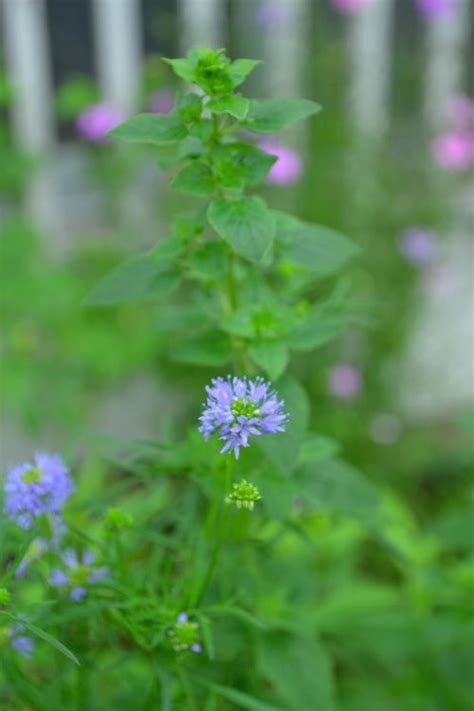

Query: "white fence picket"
(349, 0), (395, 137)
(92, 0), (143, 114)
(178, 0), (225, 53)
(423, 0), (471, 130)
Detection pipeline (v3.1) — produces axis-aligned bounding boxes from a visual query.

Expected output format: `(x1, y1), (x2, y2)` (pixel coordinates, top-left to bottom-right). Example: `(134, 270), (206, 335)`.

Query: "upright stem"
(193, 457), (233, 607)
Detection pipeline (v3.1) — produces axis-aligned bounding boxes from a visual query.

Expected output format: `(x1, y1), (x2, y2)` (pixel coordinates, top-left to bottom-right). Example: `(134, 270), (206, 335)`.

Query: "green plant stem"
(193, 458), (232, 606)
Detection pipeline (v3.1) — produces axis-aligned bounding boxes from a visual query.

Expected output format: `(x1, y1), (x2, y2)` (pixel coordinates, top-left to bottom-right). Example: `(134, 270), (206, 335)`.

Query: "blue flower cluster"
(198, 376), (288, 459)
(4, 452), (74, 529)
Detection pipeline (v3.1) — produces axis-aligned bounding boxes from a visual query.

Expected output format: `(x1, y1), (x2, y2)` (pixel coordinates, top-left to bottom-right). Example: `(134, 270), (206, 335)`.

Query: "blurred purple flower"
(4, 452), (74, 530)
(415, 0), (457, 20)
(430, 131), (474, 171)
(330, 0), (367, 15)
(199, 376), (288, 459)
(447, 94), (474, 132)
(148, 89), (175, 115)
(76, 102), (124, 143)
(256, 2), (289, 29)
(328, 365), (362, 400)
(50, 549), (108, 602)
(398, 227), (438, 267)
(8, 625), (34, 659)
(259, 141), (302, 186)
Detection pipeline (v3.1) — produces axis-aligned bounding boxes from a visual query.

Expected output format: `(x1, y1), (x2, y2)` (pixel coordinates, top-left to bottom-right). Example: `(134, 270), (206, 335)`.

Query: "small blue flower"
(50, 550), (108, 602)
(7, 624), (34, 659)
(4, 452), (74, 529)
(198, 376), (288, 459)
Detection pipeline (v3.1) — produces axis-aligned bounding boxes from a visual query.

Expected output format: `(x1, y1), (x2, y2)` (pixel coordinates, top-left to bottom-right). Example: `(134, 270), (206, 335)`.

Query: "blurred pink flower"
(256, 2), (289, 29)
(148, 89), (174, 115)
(328, 365), (362, 400)
(398, 227), (438, 267)
(447, 94), (474, 132)
(430, 132), (474, 171)
(259, 141), (302, 185)
(415, 0), (457, 20)
(76, 102), (123, 143)
(330, 0), (367, 15)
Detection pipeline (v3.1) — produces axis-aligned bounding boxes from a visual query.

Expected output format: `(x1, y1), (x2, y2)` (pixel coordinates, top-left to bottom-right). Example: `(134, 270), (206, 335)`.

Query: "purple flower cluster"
(4, 453), (74, 529)
(198, 376), (288, 459)
(50, 549), (108, 602)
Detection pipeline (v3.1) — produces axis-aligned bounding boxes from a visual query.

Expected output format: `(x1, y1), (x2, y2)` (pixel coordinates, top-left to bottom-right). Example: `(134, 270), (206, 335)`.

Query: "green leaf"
(302, 459), (380, 523)
(174, 330), (233, 366)
(275, 212), (360, 276)
(208, 196), (275, 263)
(195, 678), (283, 711)
(171, 161), (214, 196)
(258, 633), (335, 711)
(109, 113), (187, 145)
(298, 435), (341, 465)
(259, 375), (309, 475)
(249, 339), (289, 380)
(18, 618), (80, 665)
(216, 143), (277, 187)
(290, 310), (346, 351)
(85, 253), (180, 306)
(243, 98), (321, 134)
(162, 57), (195, 82)
(220, 308), (256, 338)
(229, 59), (263, 88)
(207, 94), (250, 120)
(187, 242), (228, 281)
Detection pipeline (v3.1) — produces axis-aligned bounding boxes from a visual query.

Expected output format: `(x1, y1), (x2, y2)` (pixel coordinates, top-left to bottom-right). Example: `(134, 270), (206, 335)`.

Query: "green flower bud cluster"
(103, 508), (134, 536)
(225, 479), (262, 511)
(168, 613), (202, 654)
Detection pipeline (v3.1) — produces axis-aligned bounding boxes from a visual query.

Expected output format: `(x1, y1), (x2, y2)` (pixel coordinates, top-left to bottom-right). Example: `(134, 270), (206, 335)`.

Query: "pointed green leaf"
(275, 211), (360, 276)
(208, 196), (275, 263)
(249, 339), (289, 380)
(207, 94), (250, 120)
(109, 113), (187, 145)
(174, 330), (233, 366)
(171, 161), (215, 196)
(243, 98), (321, 134)
(229, 59), (263, 88)
(85, 254), (180, 306)
(162, 57), (195, 82)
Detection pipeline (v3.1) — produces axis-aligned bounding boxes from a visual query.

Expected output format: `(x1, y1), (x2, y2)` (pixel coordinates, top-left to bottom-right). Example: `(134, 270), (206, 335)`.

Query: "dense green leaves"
(208, 196), (275, 263)
(109, 113), (187, 145)
(243, 98), (321, 134)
